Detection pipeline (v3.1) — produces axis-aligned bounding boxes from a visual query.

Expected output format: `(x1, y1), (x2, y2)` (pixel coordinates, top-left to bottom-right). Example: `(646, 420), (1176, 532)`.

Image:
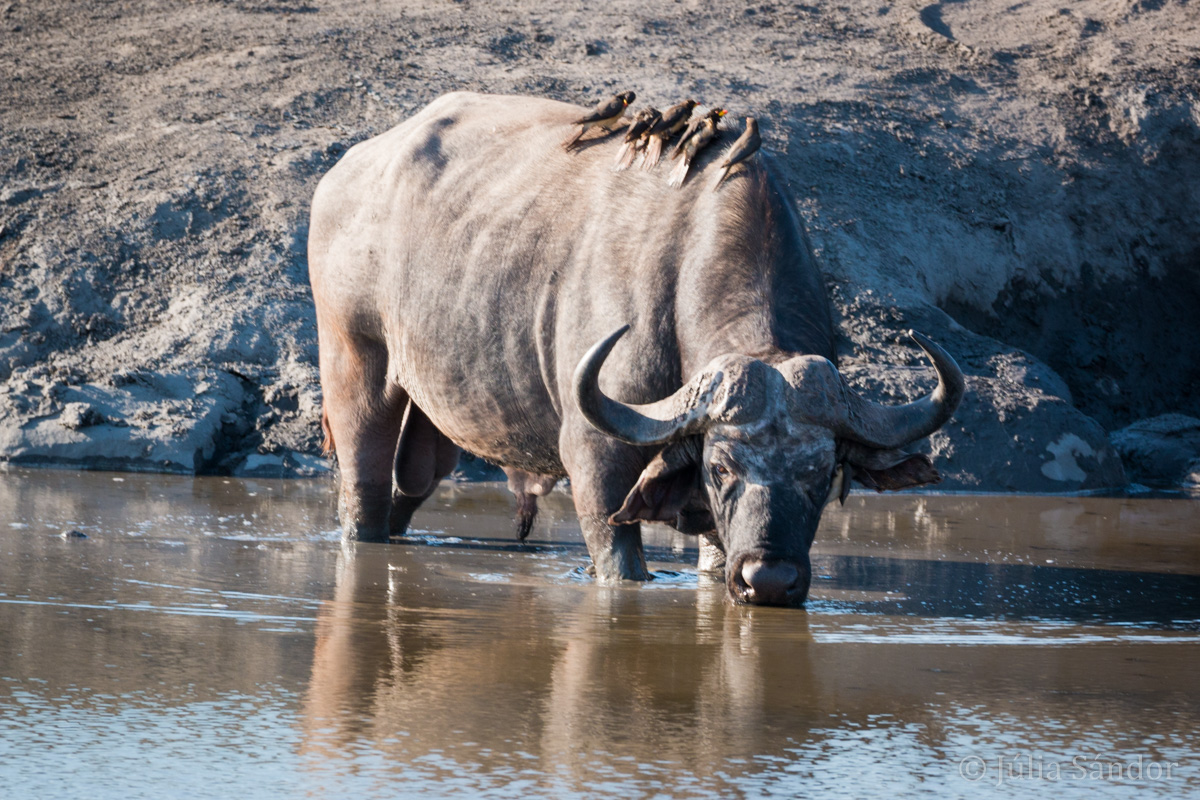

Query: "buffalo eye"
(712, 463), (735, 485)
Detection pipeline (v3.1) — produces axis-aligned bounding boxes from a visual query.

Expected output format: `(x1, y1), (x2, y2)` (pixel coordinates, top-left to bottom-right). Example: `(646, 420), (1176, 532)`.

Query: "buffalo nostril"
(740, 559), (801, 606)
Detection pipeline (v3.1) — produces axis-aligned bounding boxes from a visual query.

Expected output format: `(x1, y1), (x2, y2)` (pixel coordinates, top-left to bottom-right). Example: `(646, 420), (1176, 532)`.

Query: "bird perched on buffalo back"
(613, 106), (660, 171)
(562, 91), (636, 150)
(713, 116), (761, 191)
(667, 109), (723, 188)
(641, 99), (697, 169)
(671, 107), (726, 161)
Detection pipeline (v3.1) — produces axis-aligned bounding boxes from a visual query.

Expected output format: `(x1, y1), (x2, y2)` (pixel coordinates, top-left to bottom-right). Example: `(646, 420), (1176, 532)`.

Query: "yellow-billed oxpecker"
(713, 116), (761, 191)
(671, 107), (726, 161)
(613, 106), (661, 171)
(641, 99), (697, 169)
(562, 91), (636, 150)
(668, 109), (725, 188)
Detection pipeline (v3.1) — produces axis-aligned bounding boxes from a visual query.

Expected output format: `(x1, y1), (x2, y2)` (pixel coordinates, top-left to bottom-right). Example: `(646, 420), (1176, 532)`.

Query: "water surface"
(1, 469), (1198, 798)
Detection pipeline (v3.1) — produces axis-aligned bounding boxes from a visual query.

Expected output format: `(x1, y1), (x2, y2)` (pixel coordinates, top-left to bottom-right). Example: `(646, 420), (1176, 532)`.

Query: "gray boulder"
(1111, 414), (1200, 488)
(836, 302), (1125, 492)
(0, 368), (245, 474)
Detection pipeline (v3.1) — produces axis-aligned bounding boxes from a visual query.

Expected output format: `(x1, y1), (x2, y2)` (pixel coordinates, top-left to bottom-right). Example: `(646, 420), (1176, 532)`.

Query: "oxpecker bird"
(641, 99), (697, 170)
(562, 91), (636, 149)
(713, 116), (761, 191)
(671, 108), (726, 161)
(667, 110), (722, 188)
(613, 106), (660, 171)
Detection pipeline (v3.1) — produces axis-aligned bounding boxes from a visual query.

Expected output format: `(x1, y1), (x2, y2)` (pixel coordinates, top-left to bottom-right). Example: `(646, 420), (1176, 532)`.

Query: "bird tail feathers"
(642, 136), (664, 170)
(561, 126), (585, 150)
(613, 141), (637, 171)
(667, 157), (690, 188)
(712, 166), (731, 191)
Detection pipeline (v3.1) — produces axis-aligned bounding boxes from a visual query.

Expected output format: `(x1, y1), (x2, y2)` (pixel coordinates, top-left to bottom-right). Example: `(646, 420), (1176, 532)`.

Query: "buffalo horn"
(573, 325), (721, 446)
(838, 331), (965, 450)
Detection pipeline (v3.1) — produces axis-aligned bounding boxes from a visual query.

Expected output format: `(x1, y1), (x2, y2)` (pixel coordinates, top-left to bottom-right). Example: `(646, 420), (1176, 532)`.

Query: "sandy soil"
(1, 0), (1197, 490)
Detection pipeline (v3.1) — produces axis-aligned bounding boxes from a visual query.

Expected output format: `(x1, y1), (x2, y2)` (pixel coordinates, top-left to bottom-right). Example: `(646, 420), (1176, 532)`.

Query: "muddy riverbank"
(1, 0), (1198, 491)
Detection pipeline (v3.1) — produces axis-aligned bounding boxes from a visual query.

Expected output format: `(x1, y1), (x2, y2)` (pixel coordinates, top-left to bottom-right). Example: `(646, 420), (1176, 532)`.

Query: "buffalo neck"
(674, 166), (836, 379)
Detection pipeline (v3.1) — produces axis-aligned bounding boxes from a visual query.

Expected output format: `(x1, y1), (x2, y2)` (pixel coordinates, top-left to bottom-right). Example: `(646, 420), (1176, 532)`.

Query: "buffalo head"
(573, 326), (965, 607)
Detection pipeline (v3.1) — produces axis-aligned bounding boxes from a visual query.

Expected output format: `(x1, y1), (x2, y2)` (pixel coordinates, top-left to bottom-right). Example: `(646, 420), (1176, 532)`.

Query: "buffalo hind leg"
(389, 400), (461, 536)
(318, 326), (406, 543)
(560, 431), (651, 582)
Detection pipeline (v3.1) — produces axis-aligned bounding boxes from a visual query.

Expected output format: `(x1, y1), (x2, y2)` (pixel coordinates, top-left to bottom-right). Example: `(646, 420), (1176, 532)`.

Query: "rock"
(58, 402), (105, 430)
(0, 370), (246, 473)
(841, 365), (1126, 493)
(1111, 414), (1200, 488)
(835, 303), (1127, 492)
(289, 451), (331, 477)
(1185, 460), (1200, 490)
(234, 449), (332, 478)
(236, 452), (287, 477)
(59, 529), (87, 539)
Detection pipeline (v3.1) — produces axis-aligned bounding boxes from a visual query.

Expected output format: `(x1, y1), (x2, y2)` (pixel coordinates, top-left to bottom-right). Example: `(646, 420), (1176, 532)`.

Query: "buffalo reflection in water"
(297, 539), (1200, 790)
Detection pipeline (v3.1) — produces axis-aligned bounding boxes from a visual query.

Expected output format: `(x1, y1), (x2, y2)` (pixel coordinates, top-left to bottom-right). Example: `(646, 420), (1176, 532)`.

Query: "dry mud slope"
(1, 0), (1198, 491)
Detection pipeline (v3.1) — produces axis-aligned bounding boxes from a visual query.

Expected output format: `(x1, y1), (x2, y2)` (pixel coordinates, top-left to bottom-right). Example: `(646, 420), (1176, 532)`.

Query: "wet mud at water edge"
(1, 470), (1198, 799)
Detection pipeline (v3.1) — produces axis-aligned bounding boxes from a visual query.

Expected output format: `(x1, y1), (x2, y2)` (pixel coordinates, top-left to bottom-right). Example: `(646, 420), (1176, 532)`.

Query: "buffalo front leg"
(698, 532), (727, 574)
(318, 323), (406, 543)
(560, 430), (651, 582)
(578, 514), (651, 582)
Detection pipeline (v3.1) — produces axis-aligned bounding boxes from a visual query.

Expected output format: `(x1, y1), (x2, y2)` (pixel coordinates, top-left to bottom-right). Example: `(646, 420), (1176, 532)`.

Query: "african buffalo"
(308, 91), (964, 606)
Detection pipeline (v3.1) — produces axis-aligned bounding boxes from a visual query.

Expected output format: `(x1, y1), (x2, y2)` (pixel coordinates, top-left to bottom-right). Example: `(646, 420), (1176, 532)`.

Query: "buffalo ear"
(610, 440), (701, 525)
(842, 444), (942, 493)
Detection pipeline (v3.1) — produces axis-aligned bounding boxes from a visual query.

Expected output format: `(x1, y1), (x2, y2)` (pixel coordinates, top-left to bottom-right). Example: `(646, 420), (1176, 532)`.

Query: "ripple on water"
(1, 472), (1198, 799)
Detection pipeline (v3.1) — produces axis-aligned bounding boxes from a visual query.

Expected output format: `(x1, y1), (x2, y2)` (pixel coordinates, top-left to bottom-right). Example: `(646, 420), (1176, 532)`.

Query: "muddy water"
(1, 469), (1198, 799)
